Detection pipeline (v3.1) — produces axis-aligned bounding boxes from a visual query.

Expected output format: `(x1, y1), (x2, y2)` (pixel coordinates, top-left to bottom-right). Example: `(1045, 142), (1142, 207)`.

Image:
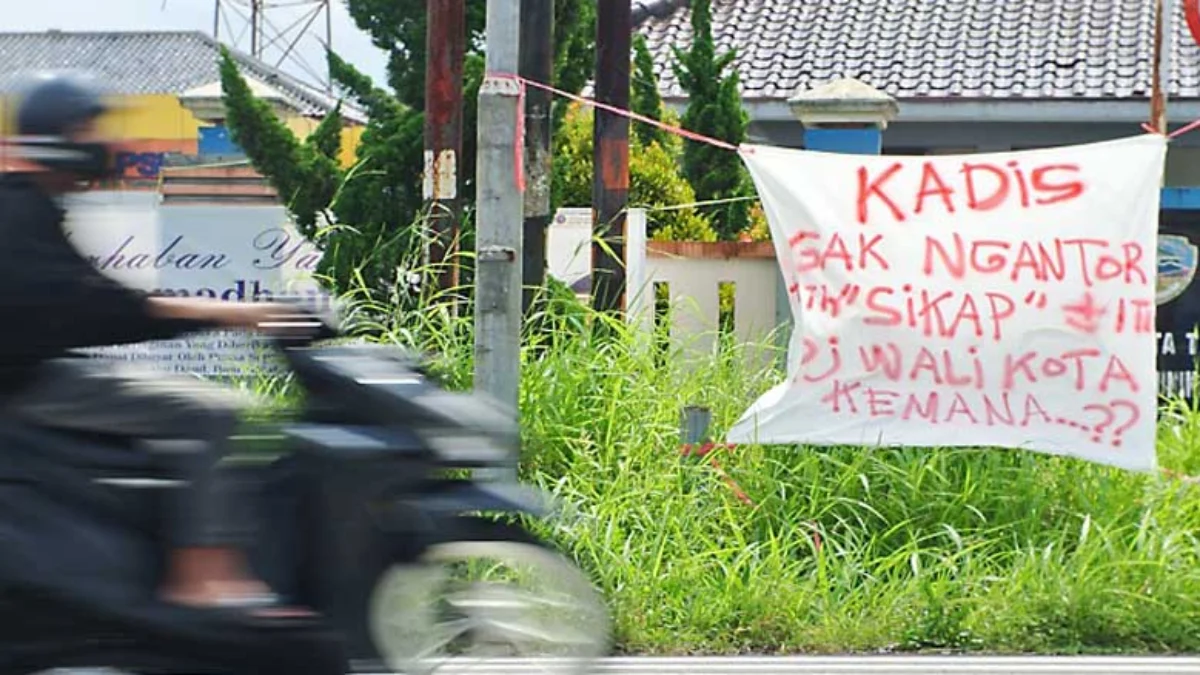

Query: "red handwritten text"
(787, 231), (890, 273)
(856, 160), (1085, 225)
(795, 336), (842, 383)
(858, 344), (985, 389)
(923, 234), (1147, 287)
(1094, 399), (1140, 447)
(819, 381), (1141, 447)
(1002, 349), (1137, 393)
(1072, 295), (1155, 335)
(861, 285), (1016, 340)
(1062, 292), (1106, 333)
(854, 344), (1139, 394)
(799, 283), (863, 318)
(821, 381), (1054, 427)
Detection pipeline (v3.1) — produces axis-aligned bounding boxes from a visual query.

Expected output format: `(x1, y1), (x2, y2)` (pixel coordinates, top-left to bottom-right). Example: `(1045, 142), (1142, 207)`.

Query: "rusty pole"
(520, 0), (554, 315)
(1152, 0), (1168, 134)
(591, 0), (632, 316)
(424, 0), (466, 295)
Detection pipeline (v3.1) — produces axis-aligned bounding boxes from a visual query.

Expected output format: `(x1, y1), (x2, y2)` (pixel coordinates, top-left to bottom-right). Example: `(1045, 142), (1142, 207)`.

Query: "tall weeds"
(244, 224), (1200, 655)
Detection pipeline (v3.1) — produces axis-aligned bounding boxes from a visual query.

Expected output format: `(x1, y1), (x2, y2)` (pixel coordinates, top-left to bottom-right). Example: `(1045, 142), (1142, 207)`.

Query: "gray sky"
(5, 0), (391, 93)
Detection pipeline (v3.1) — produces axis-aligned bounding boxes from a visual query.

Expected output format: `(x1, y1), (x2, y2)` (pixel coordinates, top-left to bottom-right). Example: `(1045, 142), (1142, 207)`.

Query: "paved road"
(409, 656), (1200, 674)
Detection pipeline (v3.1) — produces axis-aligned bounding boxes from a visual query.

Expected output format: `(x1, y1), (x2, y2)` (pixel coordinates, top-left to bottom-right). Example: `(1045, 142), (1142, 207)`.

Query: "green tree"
(343, 0), (487, 108)
(343, 0), (594, 135)
(220, 47), (428, 304)
(552, 102), (715, 243)
(631, 33), (669, 149)
(217, 49), (342, 238)
(219, 0), (598, 300)
(671, 0), (754, 240)
(323, 52), (429, 299)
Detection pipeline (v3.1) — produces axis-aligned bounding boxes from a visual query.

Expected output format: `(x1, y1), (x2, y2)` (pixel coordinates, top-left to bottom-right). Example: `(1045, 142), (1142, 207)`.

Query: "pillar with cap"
(788, 77), (898, 155)
(769, 79), (898, 362)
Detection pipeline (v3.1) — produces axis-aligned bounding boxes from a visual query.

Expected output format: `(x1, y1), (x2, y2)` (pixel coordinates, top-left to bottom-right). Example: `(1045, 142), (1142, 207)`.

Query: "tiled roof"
(640, 0), (1200, 101)
(0, 30), (364, 121)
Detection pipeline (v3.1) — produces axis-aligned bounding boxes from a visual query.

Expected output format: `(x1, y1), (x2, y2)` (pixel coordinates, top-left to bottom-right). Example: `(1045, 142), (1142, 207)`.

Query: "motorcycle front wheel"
(366, 518), (610, 675)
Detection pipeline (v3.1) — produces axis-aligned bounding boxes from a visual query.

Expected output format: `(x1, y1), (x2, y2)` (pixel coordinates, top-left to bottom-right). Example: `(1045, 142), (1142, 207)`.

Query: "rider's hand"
(229, 302), (323, 337)
(147, 297), (327, 339)
(225, 302), (282, 329)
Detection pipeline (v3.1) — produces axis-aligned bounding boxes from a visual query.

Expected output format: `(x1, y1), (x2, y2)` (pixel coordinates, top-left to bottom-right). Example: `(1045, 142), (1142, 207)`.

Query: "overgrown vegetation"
(217, 6), (1200, 654)
(281, 261), (1200, 656)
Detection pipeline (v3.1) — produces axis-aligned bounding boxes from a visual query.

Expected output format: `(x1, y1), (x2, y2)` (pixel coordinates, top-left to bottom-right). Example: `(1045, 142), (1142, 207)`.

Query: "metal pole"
(425, 0), (466, 297)
(520, 0), (554, 314)
(213, 0), (221, 41)
(250, 0), (261, 58)
(474, 1), (524, 418)
(325, 0), (333, 94)
(592, 1), (632, 316)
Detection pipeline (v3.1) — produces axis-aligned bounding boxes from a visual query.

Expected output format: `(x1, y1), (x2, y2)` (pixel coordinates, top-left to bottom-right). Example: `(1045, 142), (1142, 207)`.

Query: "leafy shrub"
(552, 102), (717, 243)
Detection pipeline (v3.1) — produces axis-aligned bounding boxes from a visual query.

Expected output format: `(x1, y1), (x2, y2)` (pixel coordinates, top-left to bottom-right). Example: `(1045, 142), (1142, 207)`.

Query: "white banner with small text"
(63, 191), (327, 377)
(726, 135), (1168, 472)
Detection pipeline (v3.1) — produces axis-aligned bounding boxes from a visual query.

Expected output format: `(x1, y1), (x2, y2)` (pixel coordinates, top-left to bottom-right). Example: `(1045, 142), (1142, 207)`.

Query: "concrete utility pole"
(592, 1), (633, 315)
(519, 0), (555, 314)
(474, 1), (524, 416)
(424, 0), (466, 295)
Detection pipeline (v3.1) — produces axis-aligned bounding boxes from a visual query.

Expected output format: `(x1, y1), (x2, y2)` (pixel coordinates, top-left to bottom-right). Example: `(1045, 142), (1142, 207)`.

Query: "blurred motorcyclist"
(0, 70), (310, 618)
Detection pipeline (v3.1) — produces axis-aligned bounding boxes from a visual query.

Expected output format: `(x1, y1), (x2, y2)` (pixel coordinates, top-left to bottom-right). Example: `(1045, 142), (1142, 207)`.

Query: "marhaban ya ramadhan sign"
(726, 135), (1168, 472)
(63, 192), (329, 377)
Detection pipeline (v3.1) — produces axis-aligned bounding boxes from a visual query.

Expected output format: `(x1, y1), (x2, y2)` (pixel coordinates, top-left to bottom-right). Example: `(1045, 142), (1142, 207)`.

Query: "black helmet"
(15, 70), (109, 136)
(10, 70), (118, 180)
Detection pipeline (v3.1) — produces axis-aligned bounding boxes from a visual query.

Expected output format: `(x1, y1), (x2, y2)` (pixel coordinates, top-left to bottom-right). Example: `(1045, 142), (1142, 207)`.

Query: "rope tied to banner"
(1141, 120), (1200, 139)
(517, 75), (741, 151)
(504, 71), (1193, 151)
(491, 72), (743, 153)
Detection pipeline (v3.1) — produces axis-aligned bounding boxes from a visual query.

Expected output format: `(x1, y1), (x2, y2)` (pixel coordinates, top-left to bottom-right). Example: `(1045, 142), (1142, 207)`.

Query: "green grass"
(248, 278), (1200, 656)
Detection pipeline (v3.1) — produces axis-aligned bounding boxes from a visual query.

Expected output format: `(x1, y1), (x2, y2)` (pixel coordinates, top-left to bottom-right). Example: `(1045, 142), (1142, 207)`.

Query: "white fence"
(548, 208), (787, 369)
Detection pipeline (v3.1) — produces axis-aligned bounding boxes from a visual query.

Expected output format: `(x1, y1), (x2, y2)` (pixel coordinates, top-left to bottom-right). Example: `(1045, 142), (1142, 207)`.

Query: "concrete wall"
(634, 241), (781, 370)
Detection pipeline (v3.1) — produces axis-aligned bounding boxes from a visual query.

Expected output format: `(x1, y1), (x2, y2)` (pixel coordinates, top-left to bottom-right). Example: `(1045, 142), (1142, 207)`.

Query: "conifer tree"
(219, 0), (597, 297)
(671, 0), (753, 240)
(631, 33), (668, 149)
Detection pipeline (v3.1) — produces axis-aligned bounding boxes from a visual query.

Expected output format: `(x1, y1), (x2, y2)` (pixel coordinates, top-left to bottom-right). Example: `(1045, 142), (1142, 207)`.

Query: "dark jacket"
(0, 173), (213, 390)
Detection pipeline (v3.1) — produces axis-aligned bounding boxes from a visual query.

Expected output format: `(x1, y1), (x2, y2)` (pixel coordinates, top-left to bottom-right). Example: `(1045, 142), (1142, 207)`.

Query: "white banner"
(727, 135), (1168, 472)
(62, 192), (328, 377)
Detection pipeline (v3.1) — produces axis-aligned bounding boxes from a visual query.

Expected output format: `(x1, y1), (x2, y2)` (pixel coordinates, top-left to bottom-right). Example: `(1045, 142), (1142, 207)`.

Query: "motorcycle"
(0, 313), (611, 675)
